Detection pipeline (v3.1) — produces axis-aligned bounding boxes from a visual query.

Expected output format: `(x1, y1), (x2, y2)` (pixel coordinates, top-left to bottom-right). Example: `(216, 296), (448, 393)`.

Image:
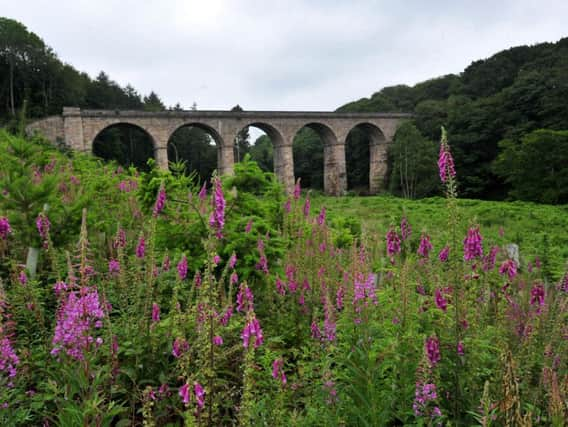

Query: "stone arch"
(346, 122), (388, 194)
(92, 122), (156, 171)
(293, 122), (345, 196)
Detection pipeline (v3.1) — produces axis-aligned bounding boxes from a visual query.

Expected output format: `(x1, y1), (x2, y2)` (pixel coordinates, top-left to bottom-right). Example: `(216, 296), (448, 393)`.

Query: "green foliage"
(293, 128), (324, 190)
(494, 129), (568, 204)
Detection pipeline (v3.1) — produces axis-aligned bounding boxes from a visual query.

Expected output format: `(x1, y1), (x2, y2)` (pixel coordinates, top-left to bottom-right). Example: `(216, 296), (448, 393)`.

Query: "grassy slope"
(312, 194), (568, 278)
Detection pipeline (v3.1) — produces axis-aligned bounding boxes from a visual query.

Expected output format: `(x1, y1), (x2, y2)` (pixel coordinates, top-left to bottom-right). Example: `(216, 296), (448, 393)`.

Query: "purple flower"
(317, 207), (326, 225)
(36, 213), (51, 245)
(177, 255), (188, 280)
(152, 184), (166, 217)
(303, 197), (310, 217)
(336, 286), (344, 310)
(463, 227), (483, 261)
(114, 228), (127, 249)
(499, 259), (517, 280)
(425, 336), (441, 367)
(311, 321), (321, 340)
(219, 305), (233, 326)
(194, 382), (205, 409)
(194, 271), (202, 287)
(51, 287), (105, 360)
(230, 272), (239, 285)
(0, 217), (12, 240)
(438, 245), (450, 263)
(179, 383), (190, 405)
(242, 316), (264, 348)
(435, 289), (447, 312)
(245, 220), (253, 233)
(162, 254), (171, 272)
(172, 338), (189, 358)
(386, 227), (401, 257)
(530, 284), (545, 307)
(482, 246), (499, 271)
(136, 236), (145, 258)
(417, 234), (433, 258)
(229, 253), (237, 269)
(401, 216), (411, 241)
(457, 341), (465, 356)
(438, 137), (456, 183)
(108, 259), (120, 275)
(272, 358), (287, 385)
(213, 335), (223, 346)
(198, 183), (207, 201)
(275, 277), (286, 296)
(0, 337), (19, 378)
(293, 179), (301, 200)
(236, 285), (254, 312)
(284, 199), (291, 213)
(152, 303), (160, 323)
(18, 271), (27, 286)
(209, 177), (225, 239)
(413, 382), (439, 417)
(212, 254), (221, 265)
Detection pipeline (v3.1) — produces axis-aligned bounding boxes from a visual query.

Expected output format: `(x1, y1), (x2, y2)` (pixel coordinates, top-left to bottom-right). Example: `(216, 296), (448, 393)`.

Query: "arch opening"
(167, 123), (220, 184)
(92, 123), (155, 171)
(237, 122), (285, 173)
(345, 123), (386, 195)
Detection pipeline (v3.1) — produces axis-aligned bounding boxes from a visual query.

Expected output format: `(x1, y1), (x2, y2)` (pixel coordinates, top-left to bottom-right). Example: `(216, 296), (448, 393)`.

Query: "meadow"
(0, 129), (566, 426)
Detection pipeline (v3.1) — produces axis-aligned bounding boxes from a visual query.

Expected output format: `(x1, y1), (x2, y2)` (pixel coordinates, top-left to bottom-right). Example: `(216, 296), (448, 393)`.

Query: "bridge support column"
(274, 143), (295, 194)
(218, 144), (234, 176)
(369, 139), (391, 194)
(155, 147), (169, 169)
(324, 143), (347, 196)
(62, 107), (85, 151)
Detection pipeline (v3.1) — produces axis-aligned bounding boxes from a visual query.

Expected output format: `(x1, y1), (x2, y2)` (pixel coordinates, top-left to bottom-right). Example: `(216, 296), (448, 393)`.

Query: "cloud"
(2, 0), (567, 110)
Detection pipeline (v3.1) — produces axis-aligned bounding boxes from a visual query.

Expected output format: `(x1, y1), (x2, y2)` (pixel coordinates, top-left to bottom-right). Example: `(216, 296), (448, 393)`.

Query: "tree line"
(1, 16), (566, 203)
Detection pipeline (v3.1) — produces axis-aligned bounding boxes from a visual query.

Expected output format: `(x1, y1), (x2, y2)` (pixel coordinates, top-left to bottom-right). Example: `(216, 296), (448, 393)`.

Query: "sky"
(2, 0), (568, 111)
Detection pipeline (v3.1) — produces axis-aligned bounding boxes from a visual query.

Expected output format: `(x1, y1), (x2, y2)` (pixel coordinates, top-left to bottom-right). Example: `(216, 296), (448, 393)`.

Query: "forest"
(1, 16), (568, 203)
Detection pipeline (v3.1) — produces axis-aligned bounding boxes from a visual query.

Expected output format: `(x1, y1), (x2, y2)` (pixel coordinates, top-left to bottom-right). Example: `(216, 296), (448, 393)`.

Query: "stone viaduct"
(27, 107), (411, 195)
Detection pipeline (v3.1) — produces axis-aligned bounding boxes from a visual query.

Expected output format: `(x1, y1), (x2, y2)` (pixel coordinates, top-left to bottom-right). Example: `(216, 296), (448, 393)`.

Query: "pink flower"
(425, 336), (441, 367)
(213, 335), (223, 346)
(530, 284), (545, 307)
(317, 207), (326, 225)
(272, 358), (287, 385)
(198, 183), (207, 201)
(457, 341), (465, 356)
(136, 236), (145, 258)
(209, 177), (225, 239)
(293, 179), (301, 200)
(179, 383), (190, 405)
(114, 228), (127, 249)
(36, 213), (51, 246)
(162, 254), (171, 272)
(482, 246), (499, 271)
(228, 253), (237, 269)
(241, 316), (263, 348)
(230, 272), (239, 285)
(386, 227), (401, 257)
(435, 289), (447, 312)
(284, 199), (291, 213)
(108, 259), (120, 275)
(236, 284), (254, 312)
(310, 321), (321, 340)
(463, 227), (483, 261)
(275, 277), (286, 296)
(417, 234), (433, 258)
(245, 220), (253, 233)
(438, 137), (456, 183)
(172, 338), (189, 358)
(0, 217), (12, 240)
(303, 197), (310, 217)
(438, 245), (450, 262)
(0, 337), (19, 378)
(152, 184), (166, 217)
(152, 303), (160, 323)
(177, 255), (188, 280)
(18, 271), (27, 286)
(400, 216), (411, 241)
(194, 382), (205, 409)
(499, 259), (517, 280)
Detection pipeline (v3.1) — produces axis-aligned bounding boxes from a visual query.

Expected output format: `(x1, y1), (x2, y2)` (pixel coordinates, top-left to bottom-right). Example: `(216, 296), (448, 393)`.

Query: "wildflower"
(386, 227), (401, 257)
(53, 281), (67, 296)
(284, 199), (291, 213)
(51, 287), (105, 360)
(310, 321), (321, 340)
(236, 285), (254, 312)
(113, 228), (127, 249)
(417, 234), (433, 258)
(530, 284), (545, 307)
(136, 236), (145, 258)
(272, 358), (287, 385)
(245, 220), (253, 233)
(275, 277), (286, 296)
(209, 177), (225, 239)
(437, 135), (456, 183)
(230, 272), (239, 285)
(256, 256), (269, 274)
(213, 254), (221, 265)
(425, 336), (441, 367)
(213, 335), (223, 346)
(438, 246), (450, 262)
(152, 303), (160, 323)
(457, 341), (465, 356)
(435, 289), (447, 312)
(0, 337), (19, 378)
(152, 183), (166, 217)
(413, 382), (439, 416)
(317, 207), (326, 225)
(303, 197), (310, 217)
(194, 271), (202, 287)
(108, 259), (120, 275)
(499, 259), (517, 280)
(228, 253), (237, 269)
(36, 213), (50, 245)
(162, 254), (170, 272)
(194, 382), (205, 409)
(179, 383), (190, 405)
(0, 217), (12, 239)
(198, 183), (207, 201)
(401, 216), (411, 241)
(482, 246), (499, 271)
(293, 179), (301, 200)
(219, 305), (233, 326)
(336, 286), (344, 310)
(18, 271), (27, 286)
(463, 227), (483, 261)
(241, 315), (264, 348)
(177, 255), (188, 280)
(172, 338), (189, 358)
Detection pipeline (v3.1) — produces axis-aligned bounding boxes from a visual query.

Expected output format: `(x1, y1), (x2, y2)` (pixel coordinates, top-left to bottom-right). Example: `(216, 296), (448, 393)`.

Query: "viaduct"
(27, 107), (411, 195)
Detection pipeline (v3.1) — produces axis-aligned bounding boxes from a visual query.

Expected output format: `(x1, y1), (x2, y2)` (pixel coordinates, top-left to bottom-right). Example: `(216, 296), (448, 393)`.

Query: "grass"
(312, 194), (568, 279)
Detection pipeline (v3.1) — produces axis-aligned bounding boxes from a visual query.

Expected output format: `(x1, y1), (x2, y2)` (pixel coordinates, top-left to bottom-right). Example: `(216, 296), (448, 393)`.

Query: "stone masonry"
(27, 107), (411, 195)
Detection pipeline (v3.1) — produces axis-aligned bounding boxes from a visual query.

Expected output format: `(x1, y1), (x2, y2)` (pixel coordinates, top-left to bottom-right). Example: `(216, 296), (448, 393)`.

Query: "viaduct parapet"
(27, 107), (411, 195)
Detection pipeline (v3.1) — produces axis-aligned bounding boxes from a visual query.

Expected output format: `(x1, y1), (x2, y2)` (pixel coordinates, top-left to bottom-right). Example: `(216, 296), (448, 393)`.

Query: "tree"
(388, 122), (438, 199)
(249, 135), (273, 172)
(493, 129), (568, 204)
(143, 91), (165, 112)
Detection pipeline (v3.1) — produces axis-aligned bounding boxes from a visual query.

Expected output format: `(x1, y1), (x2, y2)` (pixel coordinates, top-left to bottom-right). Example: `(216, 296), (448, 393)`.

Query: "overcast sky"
(3, 0), (568, 111)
